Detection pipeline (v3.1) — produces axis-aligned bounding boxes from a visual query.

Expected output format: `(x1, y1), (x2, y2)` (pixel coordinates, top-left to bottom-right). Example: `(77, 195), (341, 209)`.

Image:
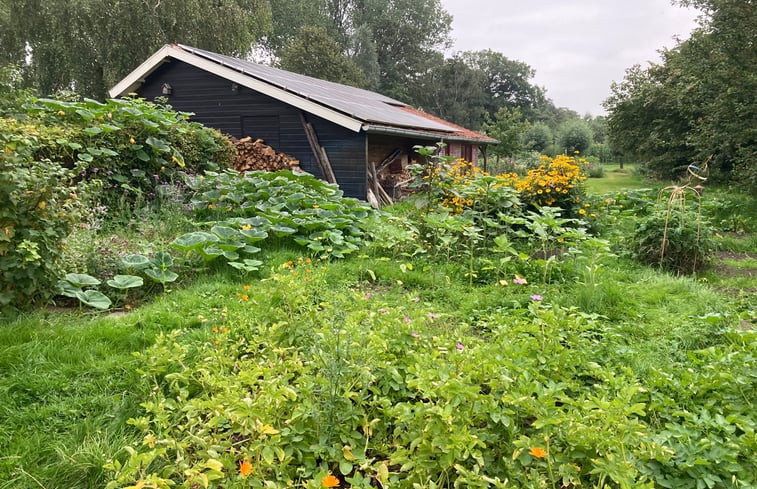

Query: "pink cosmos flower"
(455, 343), (464, 351)
(427, 312), (438, 319)
(530, 294), (543, 301)
(513, 277), (526, 285)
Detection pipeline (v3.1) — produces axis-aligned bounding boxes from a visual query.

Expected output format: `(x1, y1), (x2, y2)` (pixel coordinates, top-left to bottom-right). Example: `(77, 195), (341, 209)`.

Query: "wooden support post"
(299, 112), (337, 184)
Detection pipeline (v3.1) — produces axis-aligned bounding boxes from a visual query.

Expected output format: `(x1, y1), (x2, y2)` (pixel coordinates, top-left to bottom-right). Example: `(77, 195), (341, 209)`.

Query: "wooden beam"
(376, 148), (401, 174)
(300, 112), (337, 184)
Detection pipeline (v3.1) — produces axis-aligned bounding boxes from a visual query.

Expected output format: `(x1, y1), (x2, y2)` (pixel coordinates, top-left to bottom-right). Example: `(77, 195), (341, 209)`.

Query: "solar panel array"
(178, 44), (458, 133)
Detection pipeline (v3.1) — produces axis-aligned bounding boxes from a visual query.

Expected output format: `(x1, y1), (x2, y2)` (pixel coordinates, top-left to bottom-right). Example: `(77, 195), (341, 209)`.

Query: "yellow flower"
(239, 458), (253, 477)
(322, 475), (340, 487)
(529, 447), (547, 458)
(578, 208), (586, 215)
(129, 137), (135, 144)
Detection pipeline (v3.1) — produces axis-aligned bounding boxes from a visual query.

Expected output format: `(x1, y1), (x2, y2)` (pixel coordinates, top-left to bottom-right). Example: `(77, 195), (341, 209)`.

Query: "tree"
(523, 123), (553, 153)
(556, 119), (593, 155)
(482, 106), (530, 159)
(279, 26), (366, 87)
(0, 0), (272, 98)
(605, 0), (756, 183)
(352, 0), (452, 101)
(409, 53), (487, 129)
(265, 0), (327, 54)
(351, 24), (380, 90)
(460, 50), (545, 120)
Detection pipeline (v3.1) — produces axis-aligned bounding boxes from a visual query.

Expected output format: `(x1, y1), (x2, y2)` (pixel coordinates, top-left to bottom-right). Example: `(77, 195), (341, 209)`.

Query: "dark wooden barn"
(110, 44), (497, 201)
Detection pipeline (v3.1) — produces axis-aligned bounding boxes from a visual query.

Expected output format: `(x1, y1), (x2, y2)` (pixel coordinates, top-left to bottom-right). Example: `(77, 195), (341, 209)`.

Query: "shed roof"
(109, 44), (496, 144)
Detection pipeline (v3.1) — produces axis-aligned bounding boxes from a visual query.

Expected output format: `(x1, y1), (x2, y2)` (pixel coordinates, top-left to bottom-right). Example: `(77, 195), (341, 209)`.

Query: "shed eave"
(363, 124), (498, 145)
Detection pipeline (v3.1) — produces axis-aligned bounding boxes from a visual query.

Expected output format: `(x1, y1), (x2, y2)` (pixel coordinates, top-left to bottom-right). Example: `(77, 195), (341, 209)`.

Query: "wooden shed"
(109, 44), (497, 201)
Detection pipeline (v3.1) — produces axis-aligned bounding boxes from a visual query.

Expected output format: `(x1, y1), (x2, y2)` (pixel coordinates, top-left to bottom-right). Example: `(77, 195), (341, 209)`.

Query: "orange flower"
(241, 294), (249, 301)
(529, 447), (547, 459)
(321, 474), (340, 487)
(243, 284), (251, 291)
(239, 458), (253, 477)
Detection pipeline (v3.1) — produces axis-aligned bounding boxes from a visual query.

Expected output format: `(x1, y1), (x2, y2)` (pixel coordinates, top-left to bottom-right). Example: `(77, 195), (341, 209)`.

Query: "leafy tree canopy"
(0, 0), (272, 98)
(605, 0), (756, 183)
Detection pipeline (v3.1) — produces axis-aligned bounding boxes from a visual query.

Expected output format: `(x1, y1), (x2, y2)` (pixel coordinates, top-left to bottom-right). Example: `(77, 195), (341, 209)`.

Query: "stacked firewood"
(231, 137), (301, 172)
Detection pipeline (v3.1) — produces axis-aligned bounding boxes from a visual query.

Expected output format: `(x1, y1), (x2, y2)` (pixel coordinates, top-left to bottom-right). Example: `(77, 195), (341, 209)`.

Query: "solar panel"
(178, 44), (458, 133)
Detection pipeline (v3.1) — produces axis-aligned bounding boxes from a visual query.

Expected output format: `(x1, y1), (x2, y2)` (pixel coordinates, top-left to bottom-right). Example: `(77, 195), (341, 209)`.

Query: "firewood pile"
(231, 137), (301, 173)
(380, 169), (413, 198)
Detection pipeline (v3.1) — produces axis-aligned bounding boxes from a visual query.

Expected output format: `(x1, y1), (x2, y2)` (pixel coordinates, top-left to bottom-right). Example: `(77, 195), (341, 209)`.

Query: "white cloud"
(442, 0), (700, 115)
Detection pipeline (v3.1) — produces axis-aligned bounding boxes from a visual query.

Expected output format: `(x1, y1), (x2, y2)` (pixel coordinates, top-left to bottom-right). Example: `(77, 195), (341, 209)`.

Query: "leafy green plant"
(187, 169), (373, 259)
(634, 209), (714, 274)
(19, 96), (233, 214)
(0, 119), (91, 312)
(57, 273), (112, 310)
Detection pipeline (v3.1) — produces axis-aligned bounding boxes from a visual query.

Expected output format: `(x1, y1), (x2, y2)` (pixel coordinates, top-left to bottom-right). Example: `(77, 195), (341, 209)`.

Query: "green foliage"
(18, 96), (233, 214)
(556, 119), (593, 155)
(188, 170), (374, 259)
(523, 123), (553, 153)
(605, 0), (756, 184)
(103, 261), (757, 488)
(482, 106), (529, 158)
(410, 53), (488, 129)
(0, 0), (272, 98)
(0, 119), (91, 311)
(0, 64), (34, 116)
(279, 26), (367, 87)
(633, 208), (715, 274)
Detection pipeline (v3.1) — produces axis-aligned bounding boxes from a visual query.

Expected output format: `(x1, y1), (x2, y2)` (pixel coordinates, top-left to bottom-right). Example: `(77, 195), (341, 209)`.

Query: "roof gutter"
(363, 124), (499, 145)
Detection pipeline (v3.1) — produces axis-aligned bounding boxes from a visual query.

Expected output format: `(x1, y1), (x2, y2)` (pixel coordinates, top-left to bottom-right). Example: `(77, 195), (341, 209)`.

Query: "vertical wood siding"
(138, 60), (367, 199)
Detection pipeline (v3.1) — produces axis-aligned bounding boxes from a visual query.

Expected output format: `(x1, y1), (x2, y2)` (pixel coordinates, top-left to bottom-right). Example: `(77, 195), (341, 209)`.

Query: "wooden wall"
(138, 60), (367, 199)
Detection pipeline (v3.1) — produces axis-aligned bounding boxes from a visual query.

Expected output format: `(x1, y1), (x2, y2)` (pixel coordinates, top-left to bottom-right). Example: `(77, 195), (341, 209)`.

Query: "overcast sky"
(441, 0), (701, 115)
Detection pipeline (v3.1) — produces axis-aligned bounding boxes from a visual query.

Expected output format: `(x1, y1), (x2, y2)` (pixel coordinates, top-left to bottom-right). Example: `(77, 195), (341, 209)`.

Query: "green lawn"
(584, 163), (656, 194)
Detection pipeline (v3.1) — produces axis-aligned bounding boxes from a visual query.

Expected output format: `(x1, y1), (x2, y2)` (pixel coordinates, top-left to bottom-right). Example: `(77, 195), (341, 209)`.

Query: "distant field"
(584, 163), (654, 194)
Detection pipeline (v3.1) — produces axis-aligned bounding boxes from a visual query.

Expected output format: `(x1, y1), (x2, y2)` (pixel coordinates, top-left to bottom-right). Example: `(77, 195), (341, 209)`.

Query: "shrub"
(633, 209), (714, 274)
(523, 122), (553, 153)
(0, 119), (90, 311)
(586, 161), (605, 178)
(556, 119), (593, 155)
(509, 154), (587, 215)
(21, 97), (234, 214)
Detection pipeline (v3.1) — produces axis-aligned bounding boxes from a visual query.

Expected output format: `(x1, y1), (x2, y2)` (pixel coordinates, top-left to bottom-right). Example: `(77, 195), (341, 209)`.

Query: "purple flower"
(404, 316), (411, 323)
(153, 174), (159, 180)
(455, 343), (465, 351)
(92, 167), (99, 174)
(427, 312), (438, 319)
(513, 277), (526, 285)
(530, 294), (543, 301)
(411, 332), (420, 338)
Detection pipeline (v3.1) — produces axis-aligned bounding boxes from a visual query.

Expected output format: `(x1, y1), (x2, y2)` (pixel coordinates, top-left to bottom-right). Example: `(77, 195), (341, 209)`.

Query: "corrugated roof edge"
(364, 124), (498, 144)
